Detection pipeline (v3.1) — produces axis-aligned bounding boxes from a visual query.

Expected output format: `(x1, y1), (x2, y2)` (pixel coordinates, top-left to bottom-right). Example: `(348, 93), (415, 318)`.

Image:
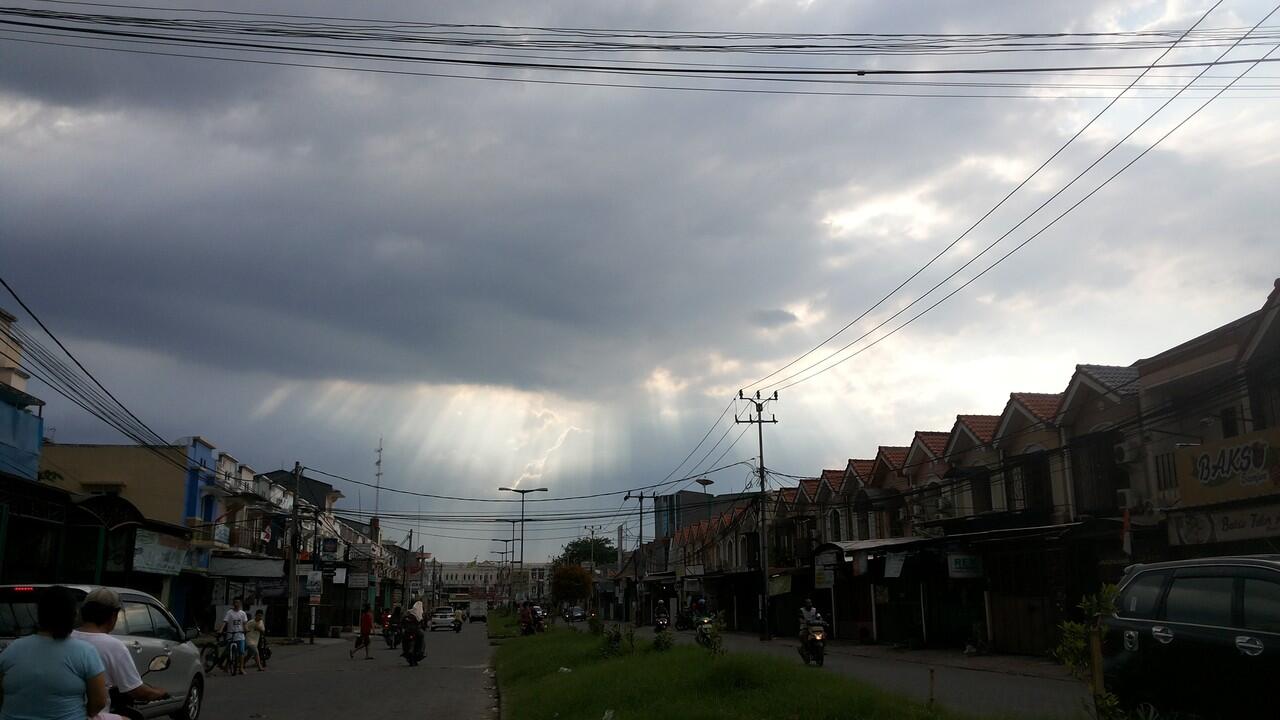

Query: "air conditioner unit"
(1116, 488), (1143, 510)
(1113, 439), (1144, 465)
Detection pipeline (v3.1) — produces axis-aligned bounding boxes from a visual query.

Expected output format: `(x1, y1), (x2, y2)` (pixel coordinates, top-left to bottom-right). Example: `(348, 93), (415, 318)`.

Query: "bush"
(707, 611), (727, 657)
(652, 628), (674, 652)
(587, 615), (604, 635)
(601, 625), (623, 657)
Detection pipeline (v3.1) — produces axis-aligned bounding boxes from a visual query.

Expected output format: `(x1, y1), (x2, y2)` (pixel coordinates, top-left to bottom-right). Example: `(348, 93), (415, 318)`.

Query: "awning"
(816, 536), (927, 563)
(208, 556), (285, 578)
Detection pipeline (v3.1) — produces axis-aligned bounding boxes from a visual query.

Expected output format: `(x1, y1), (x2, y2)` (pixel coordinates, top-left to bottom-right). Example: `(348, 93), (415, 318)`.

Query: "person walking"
(349, 605), (373, 660)
(245, 610), (267, 671)
(73, 588), (170, 717)
(0, 586), (110, 720)
(217, 598), (249, 675)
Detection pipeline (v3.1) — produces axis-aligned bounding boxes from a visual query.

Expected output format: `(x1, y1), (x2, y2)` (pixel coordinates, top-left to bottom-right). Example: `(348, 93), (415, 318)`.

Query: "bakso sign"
(1176, 428), (1280, 507)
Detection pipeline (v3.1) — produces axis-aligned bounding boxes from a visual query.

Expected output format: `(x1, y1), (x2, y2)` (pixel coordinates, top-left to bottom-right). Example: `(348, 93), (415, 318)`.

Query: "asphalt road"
(666, 628), (1091, 719)
(201, 625), (496, 720)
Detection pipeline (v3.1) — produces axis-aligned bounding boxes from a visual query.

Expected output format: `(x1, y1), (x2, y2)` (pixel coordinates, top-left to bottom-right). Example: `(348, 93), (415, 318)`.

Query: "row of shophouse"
(0, 308), (422, 635)
(618, 278), (1280, 656)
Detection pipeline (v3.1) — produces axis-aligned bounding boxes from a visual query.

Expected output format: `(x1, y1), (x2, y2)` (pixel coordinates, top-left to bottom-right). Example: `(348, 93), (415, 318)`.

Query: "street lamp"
(695, 477), (715, 525)
(498, 487), (548, 598)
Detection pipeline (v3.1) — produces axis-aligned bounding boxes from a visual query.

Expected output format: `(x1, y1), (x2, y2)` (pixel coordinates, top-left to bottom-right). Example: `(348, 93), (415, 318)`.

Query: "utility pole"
(737, 389), (778, 641)
(374, 439), (383, 524)
(287, 461), (302, 640)
(405, 529), (413, 606)
(311, 506), (320, 644)
(584, 524), (603, 614)
(624, 492), (646, 625)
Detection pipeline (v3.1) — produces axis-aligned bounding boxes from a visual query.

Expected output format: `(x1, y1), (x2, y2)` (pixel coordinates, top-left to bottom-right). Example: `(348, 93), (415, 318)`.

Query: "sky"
(2, 0), (1278, 563)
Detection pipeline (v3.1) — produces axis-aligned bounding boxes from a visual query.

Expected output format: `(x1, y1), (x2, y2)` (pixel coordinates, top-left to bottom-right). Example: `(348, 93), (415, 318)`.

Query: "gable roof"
(916, 431), (949, 457)
(957, 415), (999, 444)
(1078, 364), (1140, 396)
(846, 459), (875, 483)
(878, 446), (909, 468)
(799, 478), (822, 502)
(1010, 392), (1063, 423)
(779, 487), (799, 506)
(821, 468), (846, 495)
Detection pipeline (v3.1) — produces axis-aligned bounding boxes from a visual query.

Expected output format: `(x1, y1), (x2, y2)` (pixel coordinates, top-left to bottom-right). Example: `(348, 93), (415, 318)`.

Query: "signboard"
(132, 529), (188, 576)
(947, 552), (983, 579)
(685, 564), (705, 577)
(309, 594), (321, 606)
(306, 570), (323, 594)
(1176, 428), (1280, 508)
(350, 543), (376, 558)
(213, 523), (231, 545)
(348, 572), (369, 589)
(1169, 501), (1280, 546)
(333, 568), (347, 585)
(884, 552), (906, 579)
(320, 538), (339, 562)
(814, 566), (835, 590)
(768, 574), (791, 597)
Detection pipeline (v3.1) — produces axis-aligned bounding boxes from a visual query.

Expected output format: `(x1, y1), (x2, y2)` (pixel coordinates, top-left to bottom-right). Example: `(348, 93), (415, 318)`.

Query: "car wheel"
(171, 677), (202, 720)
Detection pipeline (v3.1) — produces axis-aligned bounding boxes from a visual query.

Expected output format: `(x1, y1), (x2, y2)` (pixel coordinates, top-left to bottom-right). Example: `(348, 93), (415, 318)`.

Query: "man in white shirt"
(73, 588), (170, 717)
(218, 598), (249, 674)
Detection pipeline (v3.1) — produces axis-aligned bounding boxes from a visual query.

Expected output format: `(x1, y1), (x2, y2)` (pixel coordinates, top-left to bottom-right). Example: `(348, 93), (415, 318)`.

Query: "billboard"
(1176, 428), (1280, 508)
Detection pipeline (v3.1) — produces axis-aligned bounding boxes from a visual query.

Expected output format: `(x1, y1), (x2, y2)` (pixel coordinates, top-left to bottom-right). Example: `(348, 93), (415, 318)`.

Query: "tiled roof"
(957, 415), (1000, 444)
(1010, 392), (1063, 423)
(779, 487), (799, 505)
(822, 468), (846, 495)
(877, 446), (909, 469)
(1078, 364), (1140, 396)
(915, 431), (949, 457)
(847, 459), (875, 479)
(800, 478), (822, 500)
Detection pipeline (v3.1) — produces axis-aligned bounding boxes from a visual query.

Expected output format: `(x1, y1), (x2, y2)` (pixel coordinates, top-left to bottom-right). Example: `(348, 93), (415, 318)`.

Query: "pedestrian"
(217, 598), (249, 675)
(350, 604), (373, 660)
(73, 588), (171, 717)
(245, 610), (268, 671)
(0, 585), (110, 720)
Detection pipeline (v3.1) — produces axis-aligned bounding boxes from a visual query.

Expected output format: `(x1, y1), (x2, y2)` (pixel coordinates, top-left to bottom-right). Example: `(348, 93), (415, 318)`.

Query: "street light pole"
(498, 488), (548, 588)
(584, 524), (603, 614)
(695, 477), (715, 525)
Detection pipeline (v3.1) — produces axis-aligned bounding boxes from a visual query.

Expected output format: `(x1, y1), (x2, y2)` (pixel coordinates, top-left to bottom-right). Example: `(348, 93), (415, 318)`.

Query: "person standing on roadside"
(350, 605), (373, 660)
(0, 585), (110, 720)
(73, 588), (170, 716)
(217, 598), (249, 675)
(245, 610), (267, 671)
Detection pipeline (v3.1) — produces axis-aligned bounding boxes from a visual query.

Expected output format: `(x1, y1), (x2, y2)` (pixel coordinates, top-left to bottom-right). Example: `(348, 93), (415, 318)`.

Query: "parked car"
(0, 584), (205, 720)
(566, 606), (586, 623)
(1103, 555), (1280, 719)
(427, 605), (457, 631)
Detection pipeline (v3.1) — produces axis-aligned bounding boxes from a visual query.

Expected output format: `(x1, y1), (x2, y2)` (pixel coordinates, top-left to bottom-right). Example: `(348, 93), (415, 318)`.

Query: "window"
(122, 602), (155, 637)
(1117, 571), (1167, 619)
(1164, 576), (1233, 627)
(147, 604), (180, 641)
(1243, 578), (1280, 633)
(1155, 452), (1178, 491)
(1221, 406), (1240, 438)
(829, 510), (842, 542)
(856, 511), (870, 541)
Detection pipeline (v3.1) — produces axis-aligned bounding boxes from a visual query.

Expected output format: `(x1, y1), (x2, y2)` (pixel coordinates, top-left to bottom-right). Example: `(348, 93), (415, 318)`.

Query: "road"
(201, 625), (496, 720)
(667, 629), (1091, 719)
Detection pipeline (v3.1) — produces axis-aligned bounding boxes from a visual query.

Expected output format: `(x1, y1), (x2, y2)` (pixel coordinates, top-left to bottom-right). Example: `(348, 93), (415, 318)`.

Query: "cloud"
(750, 309), (799, 329)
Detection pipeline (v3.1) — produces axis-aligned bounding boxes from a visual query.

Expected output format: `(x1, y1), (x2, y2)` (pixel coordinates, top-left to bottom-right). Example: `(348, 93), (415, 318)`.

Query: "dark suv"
(1103, 555), (1280, 718)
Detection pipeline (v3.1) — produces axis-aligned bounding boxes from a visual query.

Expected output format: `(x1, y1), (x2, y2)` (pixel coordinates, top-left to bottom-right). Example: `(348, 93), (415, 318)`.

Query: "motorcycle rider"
(798, 598), (823, 638)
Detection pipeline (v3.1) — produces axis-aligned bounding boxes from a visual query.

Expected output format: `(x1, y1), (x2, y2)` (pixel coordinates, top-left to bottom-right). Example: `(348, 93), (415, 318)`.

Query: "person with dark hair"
(73, 588), (169, 712)
(349, 605), (373, 660)
(0, 586), (109, 719)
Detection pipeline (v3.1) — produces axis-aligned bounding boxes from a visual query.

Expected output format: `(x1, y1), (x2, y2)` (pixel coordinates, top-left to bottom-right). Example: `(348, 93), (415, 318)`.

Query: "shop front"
(1167, 427), (1280, 557)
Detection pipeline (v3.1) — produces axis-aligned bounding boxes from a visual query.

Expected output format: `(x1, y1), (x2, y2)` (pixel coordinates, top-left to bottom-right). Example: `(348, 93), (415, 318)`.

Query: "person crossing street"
(350, 605), (374, 660)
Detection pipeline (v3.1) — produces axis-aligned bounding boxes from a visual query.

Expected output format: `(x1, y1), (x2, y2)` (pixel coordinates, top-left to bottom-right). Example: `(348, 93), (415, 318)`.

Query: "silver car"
(0, 584), (204, 719)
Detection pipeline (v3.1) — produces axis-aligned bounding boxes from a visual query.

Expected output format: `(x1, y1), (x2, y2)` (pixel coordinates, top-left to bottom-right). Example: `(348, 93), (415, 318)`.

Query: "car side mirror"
(184, 627), (200, 641)
(147, 655), (171, 673)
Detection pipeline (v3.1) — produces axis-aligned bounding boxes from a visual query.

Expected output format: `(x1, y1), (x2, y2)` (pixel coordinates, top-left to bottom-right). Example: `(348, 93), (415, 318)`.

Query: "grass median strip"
(494, 628), (983, 720)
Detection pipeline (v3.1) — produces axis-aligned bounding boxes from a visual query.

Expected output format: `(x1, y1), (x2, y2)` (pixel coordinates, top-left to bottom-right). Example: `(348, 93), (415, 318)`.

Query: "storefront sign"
(1176, 428), (1280, 507)
(884, 552), (906, 579)
(685, 564), (704, 577)
(309, 594), (321, 606)
(1168, 501), (1280, 546)
(947, 552), (983, 579)
(306, 570), (323, 594)
(213, 523), (231, 545)
(333, 568), (347, 585)
(768, 574), (791, 597)
(321, 537), (339, 562)
(347, 572), (369, 589)
(814, 566), (835, 590)
(132, 529), (188, 575)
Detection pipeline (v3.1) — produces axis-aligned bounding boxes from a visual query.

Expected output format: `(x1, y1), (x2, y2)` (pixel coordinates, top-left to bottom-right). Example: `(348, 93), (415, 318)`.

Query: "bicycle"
(202, 632), (245, 675)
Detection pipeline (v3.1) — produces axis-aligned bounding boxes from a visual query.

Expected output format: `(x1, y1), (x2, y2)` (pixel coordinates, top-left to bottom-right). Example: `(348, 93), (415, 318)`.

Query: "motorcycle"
(798, 617), (828, 667)
(452, 618), (463, 633)
(400, 617), (425, 666)
(694, 616), (714, 648)
(654, 615), (670, 633)
(382, 612), (401, 648)
(110, 655), (173, 720)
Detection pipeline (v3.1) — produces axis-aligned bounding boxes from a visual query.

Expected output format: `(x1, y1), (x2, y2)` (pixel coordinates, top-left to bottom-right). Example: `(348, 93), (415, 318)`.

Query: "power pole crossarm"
(735, 390), (779, 642)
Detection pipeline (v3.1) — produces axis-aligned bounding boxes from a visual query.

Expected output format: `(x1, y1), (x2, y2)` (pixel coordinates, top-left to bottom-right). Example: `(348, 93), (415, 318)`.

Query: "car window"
(1243, 578), (1280, 633)
(108, 608), (128, 636)
(1163, 576), (1234, 627)
(147, 604), (180, 641)
(1118, 571), (1167, 619)
(122, 602), (155, 637)
(0, 602), (39, 637)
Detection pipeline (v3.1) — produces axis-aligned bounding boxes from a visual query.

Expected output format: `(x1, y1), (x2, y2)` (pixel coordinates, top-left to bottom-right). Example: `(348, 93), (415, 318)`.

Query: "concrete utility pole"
(311, 506), (320, 644)
(287, 461), (302, 640)
(737, 389), (778, 641)
(584, 524), (603, 614)
(624, 491), (646, 625)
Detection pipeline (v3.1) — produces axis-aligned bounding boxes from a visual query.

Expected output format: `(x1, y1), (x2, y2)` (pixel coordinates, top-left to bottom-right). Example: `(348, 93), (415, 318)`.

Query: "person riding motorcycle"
(797, 597), (824, 640)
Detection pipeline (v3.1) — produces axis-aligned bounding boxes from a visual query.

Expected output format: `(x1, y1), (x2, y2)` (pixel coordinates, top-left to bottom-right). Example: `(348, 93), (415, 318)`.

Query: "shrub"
(587, 615), (604, 635)
(601, 625), (623, 657)
(652, 628), (674, 652)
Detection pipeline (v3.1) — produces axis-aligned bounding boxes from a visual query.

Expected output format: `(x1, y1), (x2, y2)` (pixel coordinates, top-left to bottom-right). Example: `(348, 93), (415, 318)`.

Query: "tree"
(550, 563), (592, 605)
(555, 536), (617, 567)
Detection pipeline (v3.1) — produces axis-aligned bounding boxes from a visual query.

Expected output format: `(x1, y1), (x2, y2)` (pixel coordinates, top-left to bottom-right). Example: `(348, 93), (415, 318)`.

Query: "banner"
(1168, 501), (1280, 546)
(1176, 428), (1280, 507)
(306, 570), (323, 594)
(132, 529), (188, 576)
(348, 572), (370, 589)
(884, 553), (906, 579)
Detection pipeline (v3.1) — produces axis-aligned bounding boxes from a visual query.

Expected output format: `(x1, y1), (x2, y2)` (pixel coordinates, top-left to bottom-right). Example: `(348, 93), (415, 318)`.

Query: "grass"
(487, 609), (521, 640)
(494, 629), (985, 720)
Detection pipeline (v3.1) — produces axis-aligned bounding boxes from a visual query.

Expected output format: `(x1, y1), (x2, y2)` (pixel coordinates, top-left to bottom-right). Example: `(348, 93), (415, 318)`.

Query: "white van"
(468, 599), (487, 623)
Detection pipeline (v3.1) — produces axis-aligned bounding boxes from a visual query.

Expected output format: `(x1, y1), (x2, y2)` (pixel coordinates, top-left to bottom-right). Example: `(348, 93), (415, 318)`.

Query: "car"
(427, 605), (457, 631)
(0, 584), (205, 720)
(468, 599), (487, 623)
(566, 606), (586, 623)
(1103, 555), (1280, 719)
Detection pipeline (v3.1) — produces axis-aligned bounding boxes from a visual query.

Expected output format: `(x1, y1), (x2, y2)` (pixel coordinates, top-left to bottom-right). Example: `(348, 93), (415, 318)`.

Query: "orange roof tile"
(822, 468), (846, 494)
(877, 446), (909, 469)
(800, 478), (822, 500)
(1011, 392), (1064, 423)
(915, 431), (950, 458)
(957, 415), (1000, 444)
(779, 487), (799, 504)
(847, 459), (875, 480)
